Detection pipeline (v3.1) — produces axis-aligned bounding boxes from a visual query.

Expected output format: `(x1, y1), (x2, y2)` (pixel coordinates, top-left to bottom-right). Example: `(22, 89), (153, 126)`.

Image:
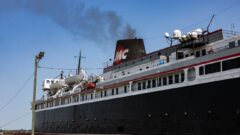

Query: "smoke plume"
(0, 0), (137, 45)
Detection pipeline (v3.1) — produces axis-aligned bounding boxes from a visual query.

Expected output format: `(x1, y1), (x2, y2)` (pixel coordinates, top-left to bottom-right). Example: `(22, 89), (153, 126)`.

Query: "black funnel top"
(113, 39), (146, 65)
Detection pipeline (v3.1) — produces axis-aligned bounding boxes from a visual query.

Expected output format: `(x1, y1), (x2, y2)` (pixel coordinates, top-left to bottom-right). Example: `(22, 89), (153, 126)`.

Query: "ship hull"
(36, 77), (240, 135)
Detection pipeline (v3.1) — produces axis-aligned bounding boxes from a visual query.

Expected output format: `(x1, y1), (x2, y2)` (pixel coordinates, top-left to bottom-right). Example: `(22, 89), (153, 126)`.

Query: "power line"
(38, 65), (76, 71)
(0, 112), (31, 128)
(0, 73), (34, 112)
(84, 67), (103, 70)
(38, 65), (103, 71)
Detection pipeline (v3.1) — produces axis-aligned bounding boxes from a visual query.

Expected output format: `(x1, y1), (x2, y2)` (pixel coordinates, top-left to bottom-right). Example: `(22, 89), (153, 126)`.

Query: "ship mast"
(76, 50), (86, 75)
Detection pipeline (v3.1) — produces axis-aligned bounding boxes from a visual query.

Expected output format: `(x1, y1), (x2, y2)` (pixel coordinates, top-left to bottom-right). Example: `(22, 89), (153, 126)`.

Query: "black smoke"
(0, 0), (137, 45)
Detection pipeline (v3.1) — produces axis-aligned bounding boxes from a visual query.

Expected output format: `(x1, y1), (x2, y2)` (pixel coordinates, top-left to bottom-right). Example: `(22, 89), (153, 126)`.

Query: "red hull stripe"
(104, 52), (240, 89)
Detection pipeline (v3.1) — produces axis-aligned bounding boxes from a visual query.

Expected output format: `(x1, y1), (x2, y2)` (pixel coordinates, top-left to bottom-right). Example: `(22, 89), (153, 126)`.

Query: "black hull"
(36, 77), (240, 135)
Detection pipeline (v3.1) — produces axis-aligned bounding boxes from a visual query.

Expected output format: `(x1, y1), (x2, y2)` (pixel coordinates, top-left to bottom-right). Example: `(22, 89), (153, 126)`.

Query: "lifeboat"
(65, 70), (88, 86)
(50, 80), (66, 91)
(65, 75), (85, 86)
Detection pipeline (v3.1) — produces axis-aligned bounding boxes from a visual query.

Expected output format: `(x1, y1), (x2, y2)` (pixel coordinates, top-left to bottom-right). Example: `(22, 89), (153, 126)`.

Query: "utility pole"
(32, 51), (44, 135)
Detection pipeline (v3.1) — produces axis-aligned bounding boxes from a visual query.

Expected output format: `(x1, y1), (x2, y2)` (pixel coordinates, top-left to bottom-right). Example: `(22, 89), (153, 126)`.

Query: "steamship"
(35, 28), (240, 135)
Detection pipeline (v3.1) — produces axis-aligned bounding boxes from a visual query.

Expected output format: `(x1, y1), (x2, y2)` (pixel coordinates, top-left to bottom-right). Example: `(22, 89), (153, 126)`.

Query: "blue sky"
(0, 0), (239, 130)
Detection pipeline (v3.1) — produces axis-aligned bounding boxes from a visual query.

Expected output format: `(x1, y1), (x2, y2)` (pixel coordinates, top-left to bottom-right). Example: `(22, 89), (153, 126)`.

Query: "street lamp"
(32, 51), (44, 135)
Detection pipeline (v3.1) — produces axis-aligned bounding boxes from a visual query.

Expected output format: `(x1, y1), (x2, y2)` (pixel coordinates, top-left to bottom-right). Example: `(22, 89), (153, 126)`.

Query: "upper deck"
(103, 29), (224, 74)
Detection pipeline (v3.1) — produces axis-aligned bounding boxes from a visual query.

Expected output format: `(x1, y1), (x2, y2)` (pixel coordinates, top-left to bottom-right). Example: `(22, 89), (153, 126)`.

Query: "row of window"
(229, 40), (240, 48)
(178, 49), (206, 60)
(137, 72), (185, 91)
(195, 49), (206, 57)
(37, 93), (93, 109)
(99, 86), (129, 98)
(199, 57), (240, 75)
(114, 62), (159, 78)
(37, 86), (129, 110)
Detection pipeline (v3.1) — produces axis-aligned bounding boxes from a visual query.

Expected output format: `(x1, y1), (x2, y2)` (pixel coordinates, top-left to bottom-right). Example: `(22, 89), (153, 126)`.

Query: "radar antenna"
(204, 14), (215, 43)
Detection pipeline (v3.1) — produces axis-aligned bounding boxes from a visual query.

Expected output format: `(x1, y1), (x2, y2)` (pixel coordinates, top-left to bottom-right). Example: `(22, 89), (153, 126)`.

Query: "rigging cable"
(0, 72), (34, 112)
(214, 0), (240, 16)
(182, 0), (240, 31)
(143, 0), (240, 41)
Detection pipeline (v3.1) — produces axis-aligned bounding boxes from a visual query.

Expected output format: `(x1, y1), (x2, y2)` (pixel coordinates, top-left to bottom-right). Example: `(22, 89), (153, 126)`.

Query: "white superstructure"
(36, 29), (240, 113)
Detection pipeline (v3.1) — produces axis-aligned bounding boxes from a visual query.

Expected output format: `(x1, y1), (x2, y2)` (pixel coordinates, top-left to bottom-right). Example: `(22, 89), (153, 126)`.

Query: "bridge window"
(147, 80), (151, 88)
(142, 81), (146, 89)
(61, 99), (65, 105)
(196, 51), (200, 57)
(152, 79), (156, 88)
(202, 49), (206, 56)
(229, 41), (235, 48)
(73, 96), (79, 102)
(158, 77), (162, 86)
(181, 73), (185, 82)
(41, 104), (44, 109)
(124, 86), (127, 93)
(112, 89), (114, 95)
(55, 100), (59, 106)
(222, 57), (240, 71)
(168, 75), (173, 84)
(104, 90), (107, 97)
(199, 66), (204, 75)
(177, 52), (184, 59)
(163, 77), (167, 86)
(138, 83), (141, 90)
(205, 62), (221, 74)
(175, 74), (179, 83)
(238, 40), (240, 46)
(116, 88), (119, 95)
